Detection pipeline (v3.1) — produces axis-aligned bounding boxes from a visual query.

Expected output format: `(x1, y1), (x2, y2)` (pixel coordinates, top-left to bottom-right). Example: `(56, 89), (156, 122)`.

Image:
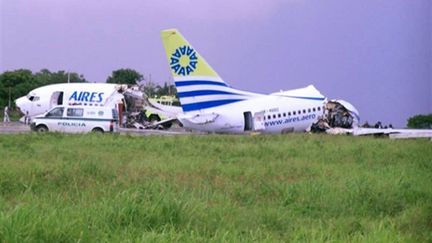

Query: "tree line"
(106, 68), (177, 98)
(407, 114), (432, 129)
(3, 68), (429, 128)
(0, 68), (177, 108)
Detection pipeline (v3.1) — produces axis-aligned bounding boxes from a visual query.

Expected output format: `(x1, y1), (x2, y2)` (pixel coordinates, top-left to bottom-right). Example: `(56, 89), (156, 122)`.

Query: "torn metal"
(120, 86), (179, 130)
(310, 99), (360, 133)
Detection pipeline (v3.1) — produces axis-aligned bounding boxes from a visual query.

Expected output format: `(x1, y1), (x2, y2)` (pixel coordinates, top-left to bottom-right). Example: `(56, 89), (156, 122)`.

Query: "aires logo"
(69, 91), (104, 103)
(170, 46), (198, 76)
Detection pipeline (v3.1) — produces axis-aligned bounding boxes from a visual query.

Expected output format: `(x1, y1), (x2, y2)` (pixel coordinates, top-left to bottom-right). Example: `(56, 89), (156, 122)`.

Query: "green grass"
(3, 110), (22, 122)
(0, 133), (431, 242)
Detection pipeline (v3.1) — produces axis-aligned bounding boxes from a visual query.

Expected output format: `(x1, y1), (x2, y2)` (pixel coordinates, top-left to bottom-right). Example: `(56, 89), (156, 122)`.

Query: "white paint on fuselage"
(179, 94), (326, 134)
(15, 83), (124, 117)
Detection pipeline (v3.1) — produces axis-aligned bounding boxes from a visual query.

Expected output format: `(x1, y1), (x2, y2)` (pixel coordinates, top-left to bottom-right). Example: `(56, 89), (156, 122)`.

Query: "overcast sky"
(1, 0), (431, 127)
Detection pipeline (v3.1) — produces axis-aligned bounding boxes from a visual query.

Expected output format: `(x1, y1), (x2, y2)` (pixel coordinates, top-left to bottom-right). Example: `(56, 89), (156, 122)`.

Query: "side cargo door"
(253, 111), (265, 131)
(244, 111), (266, 131)
(66, 107), (85, 133)
(243, 112), (253, 131)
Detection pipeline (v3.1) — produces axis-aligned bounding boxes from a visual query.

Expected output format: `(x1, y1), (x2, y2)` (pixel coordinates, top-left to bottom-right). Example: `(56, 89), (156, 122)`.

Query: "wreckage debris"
(311, 100), (357, 133)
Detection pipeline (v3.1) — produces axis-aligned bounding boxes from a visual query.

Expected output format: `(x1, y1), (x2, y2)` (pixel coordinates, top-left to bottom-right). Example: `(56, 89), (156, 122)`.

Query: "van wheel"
(36, 125), (48, 132)
(92, 128), (104, 133)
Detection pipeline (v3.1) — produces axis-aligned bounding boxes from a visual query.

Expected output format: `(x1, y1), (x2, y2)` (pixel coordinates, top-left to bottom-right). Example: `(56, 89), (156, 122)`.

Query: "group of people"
(361, 121), (393, 129)
(2, 106), (31, 125)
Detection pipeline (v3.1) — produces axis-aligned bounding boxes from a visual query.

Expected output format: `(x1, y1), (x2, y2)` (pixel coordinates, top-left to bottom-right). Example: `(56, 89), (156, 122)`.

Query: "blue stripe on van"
(36, 117), (115, 122)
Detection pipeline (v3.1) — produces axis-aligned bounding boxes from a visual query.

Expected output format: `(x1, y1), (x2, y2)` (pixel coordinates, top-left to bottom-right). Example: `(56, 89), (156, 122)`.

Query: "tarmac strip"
(0, 122), (194, 136)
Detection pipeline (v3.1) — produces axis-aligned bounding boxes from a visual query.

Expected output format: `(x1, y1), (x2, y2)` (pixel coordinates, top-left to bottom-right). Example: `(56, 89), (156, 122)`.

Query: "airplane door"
(243, 112), (253, 131)
(50, 91), (64, 108)
(253, 111), (265, 131)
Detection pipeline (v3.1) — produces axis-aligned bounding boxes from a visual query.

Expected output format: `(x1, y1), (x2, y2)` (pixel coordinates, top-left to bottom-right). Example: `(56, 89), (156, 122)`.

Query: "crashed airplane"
(160, 29), (359, 134)
(15, 30), (360, 134)
(16, 29), (429, 138)
(14, 83), (167, 128)
(15, 83), (127, 117)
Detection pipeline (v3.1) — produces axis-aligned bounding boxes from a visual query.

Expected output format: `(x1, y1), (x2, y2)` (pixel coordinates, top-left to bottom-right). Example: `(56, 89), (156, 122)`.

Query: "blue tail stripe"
(182, 99), (244, 112)
(285, 96), (326, 101)
(175, 80), (228, 87)
(178, 90), (246, 98)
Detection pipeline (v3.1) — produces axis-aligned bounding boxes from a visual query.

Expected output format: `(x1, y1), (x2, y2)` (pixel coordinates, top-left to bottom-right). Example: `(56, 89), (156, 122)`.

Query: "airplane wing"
(352, 127), (432, 139)
(150, 117), (178, 128)
(180, 113), (219, 125)
(147, 99), (182, 117)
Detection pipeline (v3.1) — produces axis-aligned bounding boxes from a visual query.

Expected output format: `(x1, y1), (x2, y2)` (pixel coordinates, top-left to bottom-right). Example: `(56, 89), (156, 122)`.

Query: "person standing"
(3, 106), (10, 123)
(25, 111), (30, 125)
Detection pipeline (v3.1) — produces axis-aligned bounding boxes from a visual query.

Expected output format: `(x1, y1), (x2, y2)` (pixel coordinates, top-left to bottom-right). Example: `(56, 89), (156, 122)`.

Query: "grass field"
(0, 133), (431, 242)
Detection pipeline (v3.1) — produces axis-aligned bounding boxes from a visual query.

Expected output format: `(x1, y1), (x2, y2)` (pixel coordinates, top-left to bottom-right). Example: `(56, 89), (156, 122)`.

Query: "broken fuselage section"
(310, 99), (360, 133)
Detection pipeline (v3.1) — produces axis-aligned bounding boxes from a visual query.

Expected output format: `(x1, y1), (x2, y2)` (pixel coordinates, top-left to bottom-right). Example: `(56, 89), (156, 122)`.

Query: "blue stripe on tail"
(175, 80), (228, 87)
(182, 99), (244, 112)
(284, 96), (326, 101)
(178, 90), (246, 98)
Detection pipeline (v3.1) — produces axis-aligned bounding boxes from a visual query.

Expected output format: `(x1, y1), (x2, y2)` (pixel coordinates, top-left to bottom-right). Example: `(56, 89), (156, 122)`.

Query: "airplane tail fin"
(161, 29), (258, 113)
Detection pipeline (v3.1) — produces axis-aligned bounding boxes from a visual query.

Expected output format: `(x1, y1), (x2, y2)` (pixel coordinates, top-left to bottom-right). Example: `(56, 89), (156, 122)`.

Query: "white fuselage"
(15, 83), (125, 117)
(158, 29), (355, 134)
(179, 93), (326, 134)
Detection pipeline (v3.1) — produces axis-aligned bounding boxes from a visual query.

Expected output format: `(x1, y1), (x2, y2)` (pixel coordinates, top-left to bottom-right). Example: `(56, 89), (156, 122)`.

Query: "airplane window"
(313, 108), (316, 112)
(267, 115), (271, 120)
(317, 107), (321, 111)
(288, 112), (291, 116)
(278, 114), (281, 118)
(298, 110), (301, 114)
(273, 115), (276, 119)
(293, 111), (296, 115)
(303, 109), (306, 114)
(46, 107), (64, 117)
(283, 113), (286, 117)
(27, 94), (40, 101)
(308, 108), (311, 113)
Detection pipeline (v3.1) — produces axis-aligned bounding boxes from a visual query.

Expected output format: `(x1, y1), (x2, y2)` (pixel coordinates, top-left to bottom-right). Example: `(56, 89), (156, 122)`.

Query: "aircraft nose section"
(15, 96), (28, 115)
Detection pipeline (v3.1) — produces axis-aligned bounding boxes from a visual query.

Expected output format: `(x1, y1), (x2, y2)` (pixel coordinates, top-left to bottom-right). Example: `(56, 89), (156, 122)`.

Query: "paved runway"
(0, 122), (30, 134)
(0, 122), (193, 135)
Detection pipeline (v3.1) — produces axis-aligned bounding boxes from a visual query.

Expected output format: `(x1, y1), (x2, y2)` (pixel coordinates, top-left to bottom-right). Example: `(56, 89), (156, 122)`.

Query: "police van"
(30, 105), (119, 133)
